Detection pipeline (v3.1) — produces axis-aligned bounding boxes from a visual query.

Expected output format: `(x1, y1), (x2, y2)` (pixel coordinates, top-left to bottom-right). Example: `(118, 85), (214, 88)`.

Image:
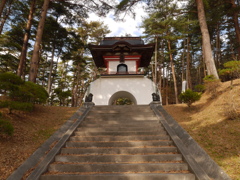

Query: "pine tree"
(195, 0), (219, 79)
(29, 0), (50, 83)
(17, 0), (36, 78)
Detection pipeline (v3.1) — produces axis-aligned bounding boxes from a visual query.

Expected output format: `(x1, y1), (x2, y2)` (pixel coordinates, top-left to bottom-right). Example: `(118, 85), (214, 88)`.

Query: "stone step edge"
(47, 163), (189, 173)
(70, 135), (169, 137)
(58, 152), (179, 156)
(61, 146), (176, 150)
(61, 145), (175, 149)
(74, 130), (167, 136)
(20, 103), (95, 180)
(79, 124), (162, 126)
(40, 172), (196, 180)
(61, 146), (178, 154)
(67, 140), (171, 142)
(51, 161), (185, 165)
(42, 171), (192, 176)
(68, 140), (170, 143)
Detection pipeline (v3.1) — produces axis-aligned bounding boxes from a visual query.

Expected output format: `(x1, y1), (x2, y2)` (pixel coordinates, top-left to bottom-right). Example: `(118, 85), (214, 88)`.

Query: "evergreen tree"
(116, 0), (220, 79)
(29, 0), (50, 83)
(141, 0), (193, 104)
(195, 0), (219, 79)
(17, 0), (36, 78)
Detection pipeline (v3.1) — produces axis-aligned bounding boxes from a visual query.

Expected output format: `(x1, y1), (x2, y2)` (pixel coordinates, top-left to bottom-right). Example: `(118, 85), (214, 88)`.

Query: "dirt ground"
(164, 79), (240, 180)
(0, 79), (240, 179)
(0, 105), (78, 180)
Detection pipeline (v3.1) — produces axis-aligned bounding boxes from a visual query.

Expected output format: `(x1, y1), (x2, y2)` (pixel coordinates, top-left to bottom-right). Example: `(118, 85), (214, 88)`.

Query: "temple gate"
(86, 37), (161, 105)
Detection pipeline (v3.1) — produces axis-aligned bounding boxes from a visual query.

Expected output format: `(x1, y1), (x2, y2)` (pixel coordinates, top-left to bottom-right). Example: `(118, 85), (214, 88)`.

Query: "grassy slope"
(0, 105), (78, 180)
(164, 79), (240, 180)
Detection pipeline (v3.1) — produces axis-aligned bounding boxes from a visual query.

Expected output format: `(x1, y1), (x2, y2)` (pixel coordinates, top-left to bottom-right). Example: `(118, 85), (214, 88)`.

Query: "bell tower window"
(117, 64), (128, 74)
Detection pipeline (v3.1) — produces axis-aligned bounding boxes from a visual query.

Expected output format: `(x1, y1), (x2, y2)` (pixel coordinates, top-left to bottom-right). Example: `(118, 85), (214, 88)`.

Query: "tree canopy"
(0, 0), (239, 106)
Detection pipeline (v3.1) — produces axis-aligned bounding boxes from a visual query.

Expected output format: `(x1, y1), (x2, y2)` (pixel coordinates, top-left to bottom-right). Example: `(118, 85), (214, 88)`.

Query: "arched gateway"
(86, 37), (161, 105)
(108, 91), (137, 105)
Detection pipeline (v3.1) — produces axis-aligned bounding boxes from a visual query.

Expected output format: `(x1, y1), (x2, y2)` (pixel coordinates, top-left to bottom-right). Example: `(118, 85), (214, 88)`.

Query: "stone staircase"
(40, 105), (195, 180)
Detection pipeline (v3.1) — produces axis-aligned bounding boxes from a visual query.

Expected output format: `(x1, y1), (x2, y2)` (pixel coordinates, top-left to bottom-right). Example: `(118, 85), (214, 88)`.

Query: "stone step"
(61, 146), (178, 155)
(69, 135), (170, 141)
(89, 110), (155, 114)
(40, 173), (195, 180)
(81, 120), (160, 125)
(85, 116), (158, 121)
(92, 105), (150, 109)
(55, 154), (182, 163)
(38, 105), (196, 180)
(48, 162), (188, 173)
(90, 107), (154, 111)
(65, 140), (173, 148)
(79, 123), (162, 128)
(91, 106), (152, 110)
(74, 131), (167, 136)
(75, 127), (165, 132)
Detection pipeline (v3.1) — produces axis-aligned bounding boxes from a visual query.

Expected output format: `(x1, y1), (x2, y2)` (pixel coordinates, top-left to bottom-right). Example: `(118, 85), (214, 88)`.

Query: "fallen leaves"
(0, 105), (78, 180)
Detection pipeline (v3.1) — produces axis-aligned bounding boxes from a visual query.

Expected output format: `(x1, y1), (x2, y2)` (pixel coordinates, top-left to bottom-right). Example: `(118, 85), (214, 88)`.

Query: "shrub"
(0, 72), (24, 95)
(11, 81), (48, 103)
(0, 100), (9, 108)
(223, 88), (240, 120)
(203, 75), (217, 81)
(0, 118), (14, 136)
(54, 88), (71, 106)
(0, 73), (48, 104)
(179, 89), (201, 107)
(9, 101), (33, 112)
(115, 98), (133, 105)
(0, 73), (48, 115)
(194, 84), (205, 93)
(203, 75), (221, 97)
(219, 60), (240, 85)
(0, 100), (33, 114)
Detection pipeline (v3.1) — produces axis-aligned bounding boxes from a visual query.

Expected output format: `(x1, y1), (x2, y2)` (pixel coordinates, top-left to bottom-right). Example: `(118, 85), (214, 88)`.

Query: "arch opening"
(108, 91), (137, 105)
(117, 64), (128, 74)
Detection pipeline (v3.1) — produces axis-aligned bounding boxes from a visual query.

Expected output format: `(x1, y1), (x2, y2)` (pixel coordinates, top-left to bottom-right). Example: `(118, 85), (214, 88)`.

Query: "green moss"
(0, 118), (14, 136)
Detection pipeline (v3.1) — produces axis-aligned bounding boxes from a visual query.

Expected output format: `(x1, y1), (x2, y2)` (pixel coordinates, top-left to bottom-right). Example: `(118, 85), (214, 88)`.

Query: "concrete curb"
(150, 103), (231, 180)
(7, 103), (94, 180)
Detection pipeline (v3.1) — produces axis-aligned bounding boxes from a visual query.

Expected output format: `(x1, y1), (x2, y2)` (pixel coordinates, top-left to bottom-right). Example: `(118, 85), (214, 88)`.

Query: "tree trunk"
(47, 47), (55, 94)
(17, 0), (36, 77)
(215, 23), (221, 68)
(186, 36), (192, 89)
(71, 63), (82, 107)
(167, 40), (179, 104)
(151, 60), (155, 83)
(0, 0), (12, 35)
(157, 39), (164, 93)
(0, 0), (7, 18)
(230, 0), (240, 59)
(29, 0), (50, 83)
(182, 38), (186, 82)
(154, 36), (158, 85)
(48, 56), (59, 105)
(196, 0), (219, 79)
(165, 77), (169, 105)
(71, 70), (77, 107)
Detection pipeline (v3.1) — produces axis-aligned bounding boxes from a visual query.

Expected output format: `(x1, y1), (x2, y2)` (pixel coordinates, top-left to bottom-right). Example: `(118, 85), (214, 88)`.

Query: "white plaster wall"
(109, 61), (136, 74)
(87, 77), (159, 105)
(125, 61), (136, 72)
(109, 61), (119, 73)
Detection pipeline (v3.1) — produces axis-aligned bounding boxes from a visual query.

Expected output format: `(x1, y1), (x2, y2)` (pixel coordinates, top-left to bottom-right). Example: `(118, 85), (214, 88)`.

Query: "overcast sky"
(88, 4), (147, 37)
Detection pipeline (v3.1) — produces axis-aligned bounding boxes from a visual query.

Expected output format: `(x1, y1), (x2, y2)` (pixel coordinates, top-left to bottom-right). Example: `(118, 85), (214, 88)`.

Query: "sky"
(88, 4), (147, 37)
